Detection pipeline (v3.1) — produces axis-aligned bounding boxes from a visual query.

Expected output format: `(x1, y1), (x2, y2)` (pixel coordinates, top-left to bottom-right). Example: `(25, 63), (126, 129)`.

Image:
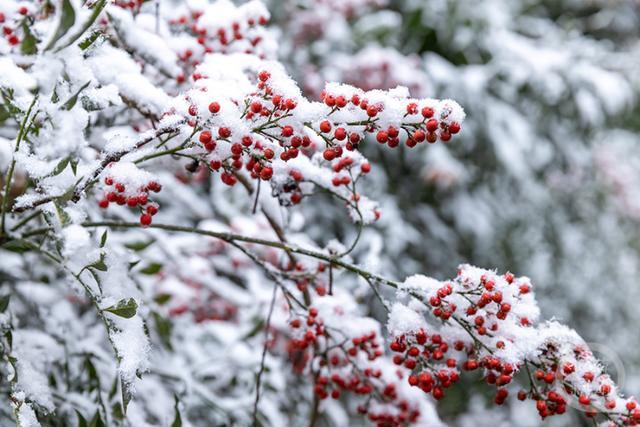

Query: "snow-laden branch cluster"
(390, 265), (639, 425)
(0, 0), (634, 426)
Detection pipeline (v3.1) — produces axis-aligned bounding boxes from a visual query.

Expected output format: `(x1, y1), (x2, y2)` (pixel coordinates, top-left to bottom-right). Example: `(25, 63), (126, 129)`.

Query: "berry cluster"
(282, 302), (423, 426)
(98, 164), (161, 227)
(169, 2), (272, 84)
(169, 61), (463, 226)
(113, 0), (143, 10)
(513, 328), (640, 425)
(390, 330), (460, 400)
(1, 6), (30, 47)
(317, 87), (462, 151)
(391, 265), (639, 426)
(165, 278), (237, 323)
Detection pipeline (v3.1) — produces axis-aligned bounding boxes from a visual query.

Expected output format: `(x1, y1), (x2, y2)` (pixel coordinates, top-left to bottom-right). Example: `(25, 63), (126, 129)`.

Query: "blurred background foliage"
(268, 0), (640, 424)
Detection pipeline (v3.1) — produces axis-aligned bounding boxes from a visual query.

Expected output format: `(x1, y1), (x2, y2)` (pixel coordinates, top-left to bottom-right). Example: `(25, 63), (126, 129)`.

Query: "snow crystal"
(387, 303), (427, 335)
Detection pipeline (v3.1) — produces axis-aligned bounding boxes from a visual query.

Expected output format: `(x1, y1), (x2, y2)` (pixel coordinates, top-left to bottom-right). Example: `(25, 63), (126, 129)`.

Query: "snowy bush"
(0, 0), (638, 426)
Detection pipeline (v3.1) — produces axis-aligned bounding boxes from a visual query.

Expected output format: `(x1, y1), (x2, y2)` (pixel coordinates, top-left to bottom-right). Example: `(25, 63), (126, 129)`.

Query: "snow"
(1, 0), (638, 426)
(0, 57), (37, 95)
(387, 302), (427, 335)
(111, 314), (150, 386)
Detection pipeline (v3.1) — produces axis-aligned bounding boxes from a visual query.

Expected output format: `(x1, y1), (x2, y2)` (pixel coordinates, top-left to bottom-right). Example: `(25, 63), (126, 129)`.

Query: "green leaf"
(104, 298), (138, 319)
(4, 330), (12, 350)
(0, 295), (10, 313)
(121, 375), (132, 415)
(50, 85), (60, 103)
(124, 239), (155, 252)
(152, 311), (172, 350)
(20, 22), (38, 55)
(44, 0), (76, 51)
(2, 239), (33, 254)
(171, 395), (182, 427)
(100, 230), (108, 248)
(70, 158), (78, 175)
(76, 410), (88, 427)
(0, 105), (11, 124)
(127, 260), (141, 271)
(139, 262), (162, 275)
(111, 401), (124, 422)
(50, 157), (70, 176)
(153, 293), (171, 305)
(79, 30), (102, 50)
(89, 257), (108, 272)
(62, 81), (90, 111)
(54, 200), (71, 226)
(56, 0), (107, 52)
(84, 357), (100, 390)
(88, 410), (105, 427)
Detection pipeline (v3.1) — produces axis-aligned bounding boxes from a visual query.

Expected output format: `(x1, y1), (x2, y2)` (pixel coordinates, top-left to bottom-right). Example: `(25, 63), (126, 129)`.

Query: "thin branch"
(81, 221), (403, 290)
(252, 282), (278, 426)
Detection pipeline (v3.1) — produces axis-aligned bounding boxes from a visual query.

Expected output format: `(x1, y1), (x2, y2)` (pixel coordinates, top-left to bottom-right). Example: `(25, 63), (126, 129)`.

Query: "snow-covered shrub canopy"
(0, 1), (638, 426)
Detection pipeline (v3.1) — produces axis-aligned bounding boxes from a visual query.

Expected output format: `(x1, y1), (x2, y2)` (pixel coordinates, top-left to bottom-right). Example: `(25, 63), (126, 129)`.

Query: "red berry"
(324, 95), (335, 107)
(449, 122), (461, 134)
(208, 102), (220, 114)
(231, 143), (243, 156)
(98, 199), (109, 209)
(285, 99), (297, 110)
(250, 101), (262, 114)
(421, 107), (434, 118)
(366, 105), (378, 117)
(319, 120), (331, 133)
(260, 166), (273, 180)
(188, 105), (198, 116)
(258, 70), (270, 82)
(334, 128), (346, 140)
(281, 125), (294, 137)
(323, 149), (336, 161)
(426, 119), (439, 132)
(376, 131), (388, 144)
(218, 127), (231, 138)
(361, 162), (371, 174)
(413, 130), (426, 142)
(140, 214), (152, 227)
(199, 131), (212, 144)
